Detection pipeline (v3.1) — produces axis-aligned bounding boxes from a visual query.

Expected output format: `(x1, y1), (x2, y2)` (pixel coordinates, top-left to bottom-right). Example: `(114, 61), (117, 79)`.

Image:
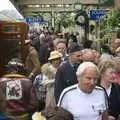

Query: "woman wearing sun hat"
(43, 50), (62, 108)
(48, 50), (62, 70)
(34, 50), (62, 110)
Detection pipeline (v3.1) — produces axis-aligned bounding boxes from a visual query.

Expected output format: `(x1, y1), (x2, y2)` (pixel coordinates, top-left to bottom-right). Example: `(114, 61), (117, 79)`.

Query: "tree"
(101, 0), (114, 5)
(99, 9), (120, 49)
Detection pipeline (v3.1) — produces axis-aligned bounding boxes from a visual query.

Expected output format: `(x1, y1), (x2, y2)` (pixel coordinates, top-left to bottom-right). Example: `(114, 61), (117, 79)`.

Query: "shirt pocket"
(92, 103), (106, 115)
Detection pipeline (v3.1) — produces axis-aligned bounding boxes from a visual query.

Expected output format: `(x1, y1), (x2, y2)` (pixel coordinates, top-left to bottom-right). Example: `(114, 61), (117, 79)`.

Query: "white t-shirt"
(58, 84), (107, 120)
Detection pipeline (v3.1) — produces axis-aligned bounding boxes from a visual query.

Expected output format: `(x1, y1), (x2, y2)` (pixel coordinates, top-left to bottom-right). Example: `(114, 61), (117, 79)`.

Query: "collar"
(3, 73), (25, 78)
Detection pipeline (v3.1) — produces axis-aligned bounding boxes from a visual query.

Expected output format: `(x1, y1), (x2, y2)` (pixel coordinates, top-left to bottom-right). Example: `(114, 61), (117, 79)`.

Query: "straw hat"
(48, 50), (62, 61)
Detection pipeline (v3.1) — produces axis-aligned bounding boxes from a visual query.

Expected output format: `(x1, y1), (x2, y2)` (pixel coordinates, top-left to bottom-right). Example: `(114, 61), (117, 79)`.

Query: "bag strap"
(97, 85), (109, 109)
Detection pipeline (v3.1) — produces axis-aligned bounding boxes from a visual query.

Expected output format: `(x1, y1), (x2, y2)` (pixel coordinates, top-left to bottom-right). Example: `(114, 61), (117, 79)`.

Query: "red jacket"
(0, 74), (37, 116)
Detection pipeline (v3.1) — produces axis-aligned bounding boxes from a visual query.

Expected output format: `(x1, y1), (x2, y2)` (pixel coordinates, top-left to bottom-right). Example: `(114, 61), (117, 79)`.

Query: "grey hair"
(76, 62), (99, 76)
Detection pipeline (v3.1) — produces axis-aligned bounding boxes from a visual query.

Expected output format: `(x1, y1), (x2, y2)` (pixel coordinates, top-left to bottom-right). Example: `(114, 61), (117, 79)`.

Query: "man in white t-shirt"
(58, 62), (108, 120)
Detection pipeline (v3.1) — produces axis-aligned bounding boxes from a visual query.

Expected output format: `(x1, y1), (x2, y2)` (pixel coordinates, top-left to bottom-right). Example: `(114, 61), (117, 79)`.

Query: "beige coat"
(45, 78), (56, 108)
(25, 46), (40, 77)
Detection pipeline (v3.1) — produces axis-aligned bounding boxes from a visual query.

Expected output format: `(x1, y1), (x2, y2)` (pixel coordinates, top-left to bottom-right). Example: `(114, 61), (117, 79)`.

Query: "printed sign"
(6, 80), (22, 100)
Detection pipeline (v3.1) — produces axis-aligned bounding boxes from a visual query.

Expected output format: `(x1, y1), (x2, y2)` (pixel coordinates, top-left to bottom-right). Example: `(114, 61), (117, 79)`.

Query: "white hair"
(76, 62), (98, 76)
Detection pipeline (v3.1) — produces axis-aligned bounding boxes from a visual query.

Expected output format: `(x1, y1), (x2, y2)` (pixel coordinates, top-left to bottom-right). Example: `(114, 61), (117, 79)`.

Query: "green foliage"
(101, 0), (114, 6)
(55, 13), (75, 29)
(99, 9), (120, 46)
(107, 9), (120, 28)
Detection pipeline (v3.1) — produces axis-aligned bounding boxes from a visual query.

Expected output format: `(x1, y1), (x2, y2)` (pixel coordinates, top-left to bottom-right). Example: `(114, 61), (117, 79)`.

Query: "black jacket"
(54, 62), (78, 103)
(108, 83), (120, 119)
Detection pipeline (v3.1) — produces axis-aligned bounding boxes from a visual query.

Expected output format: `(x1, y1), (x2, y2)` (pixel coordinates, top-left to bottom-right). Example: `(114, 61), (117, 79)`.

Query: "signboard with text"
(90, 9), (106, 21)
(25, 17), (44, 24)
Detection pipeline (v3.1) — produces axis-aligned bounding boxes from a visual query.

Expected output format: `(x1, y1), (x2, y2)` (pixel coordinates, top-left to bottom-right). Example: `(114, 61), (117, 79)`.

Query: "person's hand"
(108, 116), (115, 120)
(29, 72), (34, 78)
(32, 112), (46, 120)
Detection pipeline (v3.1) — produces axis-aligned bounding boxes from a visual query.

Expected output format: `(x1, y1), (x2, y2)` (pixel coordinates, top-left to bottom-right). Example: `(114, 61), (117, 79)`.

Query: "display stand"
(0, 21), (29, 76)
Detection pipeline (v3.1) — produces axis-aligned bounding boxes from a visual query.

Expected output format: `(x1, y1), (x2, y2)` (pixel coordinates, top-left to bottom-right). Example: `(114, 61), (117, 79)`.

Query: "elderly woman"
(41, 63), (56, 108)
(58, 62), (108, 120)
(98, 60), (120, 120)
(34, 50), (62, 109)
(44, 50), (62, 108)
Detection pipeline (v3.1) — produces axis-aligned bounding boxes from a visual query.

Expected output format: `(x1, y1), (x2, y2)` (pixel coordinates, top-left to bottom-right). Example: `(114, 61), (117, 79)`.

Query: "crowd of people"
(0, 27), (120, 120)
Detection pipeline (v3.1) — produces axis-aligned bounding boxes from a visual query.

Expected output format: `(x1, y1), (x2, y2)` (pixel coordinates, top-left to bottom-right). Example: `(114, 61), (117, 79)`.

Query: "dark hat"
(68, 43), (81, 53)
(4, 58), (26, 75)
(7, 58), (23, 67)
